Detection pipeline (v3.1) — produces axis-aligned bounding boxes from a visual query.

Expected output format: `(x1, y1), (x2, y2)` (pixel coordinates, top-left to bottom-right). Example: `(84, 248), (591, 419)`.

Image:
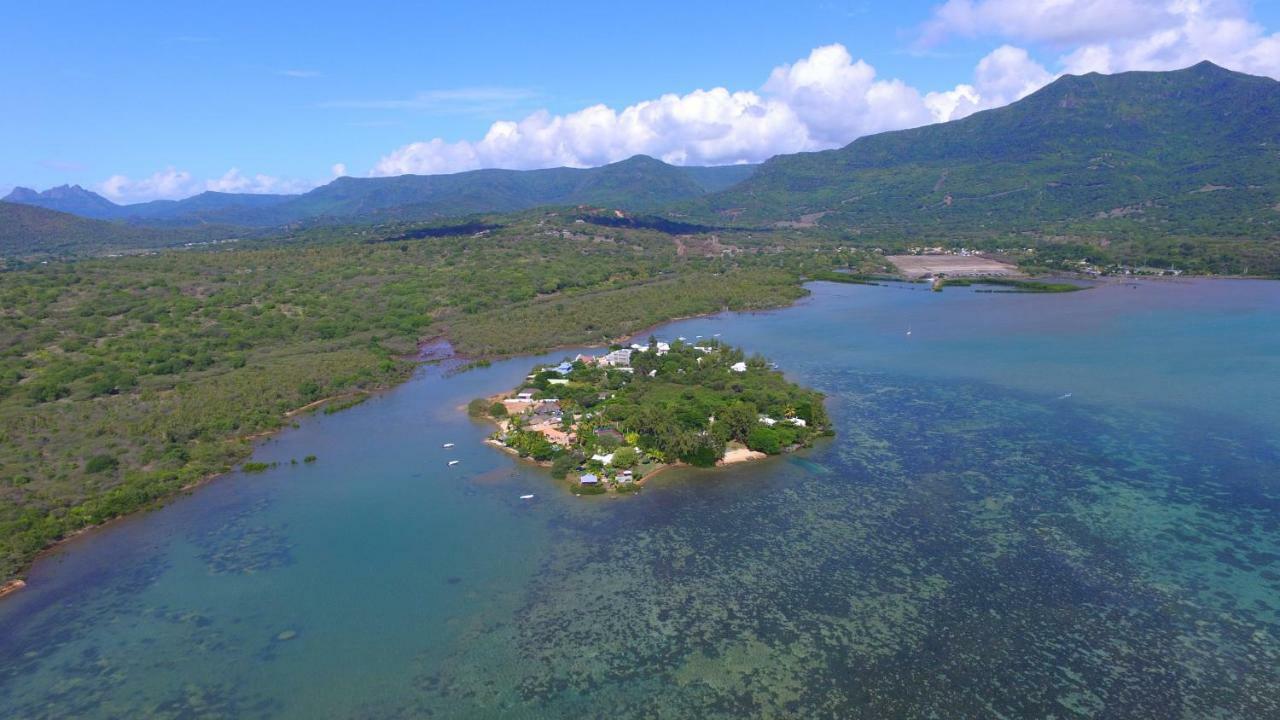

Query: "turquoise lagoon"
(2, 279), (1279, 718)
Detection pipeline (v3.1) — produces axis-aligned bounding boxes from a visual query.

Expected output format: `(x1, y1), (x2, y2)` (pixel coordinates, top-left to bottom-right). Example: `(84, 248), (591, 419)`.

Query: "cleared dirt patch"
(887, 255), (1021, 279)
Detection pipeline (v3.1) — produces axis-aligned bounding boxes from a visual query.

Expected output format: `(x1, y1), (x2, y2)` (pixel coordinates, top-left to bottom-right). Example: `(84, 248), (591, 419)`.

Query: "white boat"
(448, 460), (460, 466)
(906, 327), (912, 336)
(519, 494), (535, 500)
(1057, 393), (1073, 400)
(442, 442), (455, 448)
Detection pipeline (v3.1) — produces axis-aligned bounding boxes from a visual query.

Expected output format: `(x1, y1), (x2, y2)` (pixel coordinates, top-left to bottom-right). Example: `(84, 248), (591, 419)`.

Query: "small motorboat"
(448, 460), (460, 466)
(442, 442), (455, 448)
(1057, 393), (1073, 400)
(519, 494), (535, 500)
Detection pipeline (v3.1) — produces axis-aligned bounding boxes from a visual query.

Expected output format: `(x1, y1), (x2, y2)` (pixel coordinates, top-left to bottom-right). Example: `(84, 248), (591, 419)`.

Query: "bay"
(2, 278), (1278, 718)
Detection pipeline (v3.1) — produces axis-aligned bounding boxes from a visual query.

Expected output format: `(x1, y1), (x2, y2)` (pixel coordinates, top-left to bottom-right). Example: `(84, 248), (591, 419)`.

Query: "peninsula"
(472, 338), (830, 494)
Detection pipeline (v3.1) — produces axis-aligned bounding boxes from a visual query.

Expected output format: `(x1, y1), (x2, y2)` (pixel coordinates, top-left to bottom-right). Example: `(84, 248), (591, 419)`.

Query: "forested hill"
(0, 202), (182, 257)
(4, 156), (758, 231)
(698, 62), (1280, 242)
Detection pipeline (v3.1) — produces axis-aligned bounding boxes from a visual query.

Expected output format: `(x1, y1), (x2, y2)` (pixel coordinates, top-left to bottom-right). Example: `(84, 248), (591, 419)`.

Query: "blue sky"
(4, 1), (1279, 202)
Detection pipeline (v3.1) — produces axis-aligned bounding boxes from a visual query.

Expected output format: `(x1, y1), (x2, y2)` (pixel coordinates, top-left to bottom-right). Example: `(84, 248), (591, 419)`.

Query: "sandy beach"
(718, 447), (768, 465)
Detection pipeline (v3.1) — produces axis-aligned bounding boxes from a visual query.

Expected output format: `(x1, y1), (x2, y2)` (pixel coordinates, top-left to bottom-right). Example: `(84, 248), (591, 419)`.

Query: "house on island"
(503, 389), (539, 408)
(730, 361), (747, 373)
(787, 417), (807, 427)
(579, 473), (600, 486)
(601, 348), (632, 367)
(533, 425), (574, 446)
(591, 452), (614, 466)
(552, 361), (574, 375)
(758, 415), (777, 426)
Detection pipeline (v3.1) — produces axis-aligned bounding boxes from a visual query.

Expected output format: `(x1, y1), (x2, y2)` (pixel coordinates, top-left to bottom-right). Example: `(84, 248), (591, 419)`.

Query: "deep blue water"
(2, 279), (1279, 718)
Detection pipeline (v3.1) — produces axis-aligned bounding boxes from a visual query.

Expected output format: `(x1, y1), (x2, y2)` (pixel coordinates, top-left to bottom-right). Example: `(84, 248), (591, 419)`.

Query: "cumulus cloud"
(375, 46), (959, 176)
(331, 163), (348, 177)
(370, 43), (1063, 177)
(205, 168), (315, 195)
(922, 0), (1280, 78)
(100, 168), (196, 203)
(1059, 1), (1280, 77)
(98, 167), (318, 203)
(924, 45), (1056, 120)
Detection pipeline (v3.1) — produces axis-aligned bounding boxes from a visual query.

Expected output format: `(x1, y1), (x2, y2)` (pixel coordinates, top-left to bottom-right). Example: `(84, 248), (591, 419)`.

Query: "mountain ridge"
(695, 61), (1280, 243)
(5, 156), (758, 228)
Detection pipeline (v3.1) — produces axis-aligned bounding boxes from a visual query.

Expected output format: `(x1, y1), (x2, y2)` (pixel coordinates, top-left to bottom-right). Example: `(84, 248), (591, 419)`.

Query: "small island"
(470, 337), (831, 494)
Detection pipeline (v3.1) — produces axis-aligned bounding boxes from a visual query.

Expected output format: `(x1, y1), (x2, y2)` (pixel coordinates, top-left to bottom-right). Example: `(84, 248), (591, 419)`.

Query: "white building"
(601, 349), (633, 367)
(730, 362), (747, 373)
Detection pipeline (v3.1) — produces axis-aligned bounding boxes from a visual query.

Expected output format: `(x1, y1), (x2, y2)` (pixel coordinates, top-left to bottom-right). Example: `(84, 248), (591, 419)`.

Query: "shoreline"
(1, 383), (405, 599)
(8, 272), (1267, 596)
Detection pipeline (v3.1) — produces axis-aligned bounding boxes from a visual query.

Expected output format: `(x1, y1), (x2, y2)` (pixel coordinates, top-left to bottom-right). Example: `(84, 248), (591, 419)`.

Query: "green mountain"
(0, 202), (165, 257)
(257, 155), (754, 225)
(0, 202), (245, 258)
(2, 185), (123, 220)
(123, 191), (293, 225)
(699, 62), (1280, 243)
(4, 156), (758, 230)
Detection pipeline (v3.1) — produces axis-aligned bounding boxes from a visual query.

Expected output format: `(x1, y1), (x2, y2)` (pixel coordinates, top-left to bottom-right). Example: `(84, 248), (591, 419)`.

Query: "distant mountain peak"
(2, 183), (121, 219)
(2, 186), (40, 202)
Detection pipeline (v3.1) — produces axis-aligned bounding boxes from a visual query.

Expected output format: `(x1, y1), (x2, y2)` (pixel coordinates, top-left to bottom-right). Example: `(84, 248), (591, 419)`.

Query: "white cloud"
(921, 0), (1280, 78)
(100, 168), (196, 203)
(1059, 2), (1280, 78)
(205, 168), (314, 195)
(927, 45), (1056, 121)
(331, 163), (348, 177)
(98, 167), (319, 203)
(370, 43), (1065, 177)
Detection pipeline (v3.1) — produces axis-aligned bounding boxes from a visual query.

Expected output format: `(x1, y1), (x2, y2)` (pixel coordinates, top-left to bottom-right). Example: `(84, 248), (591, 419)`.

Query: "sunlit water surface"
(2, 279), (1279, 718)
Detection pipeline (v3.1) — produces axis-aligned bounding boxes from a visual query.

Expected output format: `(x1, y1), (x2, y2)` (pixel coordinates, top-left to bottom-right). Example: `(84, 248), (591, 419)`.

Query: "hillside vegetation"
(699, 62), (1280, 274)
(0, 202), (238, 259)
(4, 156), (758, 232)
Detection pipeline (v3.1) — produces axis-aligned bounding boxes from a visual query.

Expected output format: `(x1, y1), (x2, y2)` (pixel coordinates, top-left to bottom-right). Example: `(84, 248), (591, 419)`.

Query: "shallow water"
(2, 279), (1279, 718)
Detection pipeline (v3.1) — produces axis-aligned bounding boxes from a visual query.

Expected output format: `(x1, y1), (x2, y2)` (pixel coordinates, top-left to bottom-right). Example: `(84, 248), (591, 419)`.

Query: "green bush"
(611, 446), (638, 468)
(747, 426), (782, 455)
(85, 454), (118, 474)
(551, 454), (579, 479)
